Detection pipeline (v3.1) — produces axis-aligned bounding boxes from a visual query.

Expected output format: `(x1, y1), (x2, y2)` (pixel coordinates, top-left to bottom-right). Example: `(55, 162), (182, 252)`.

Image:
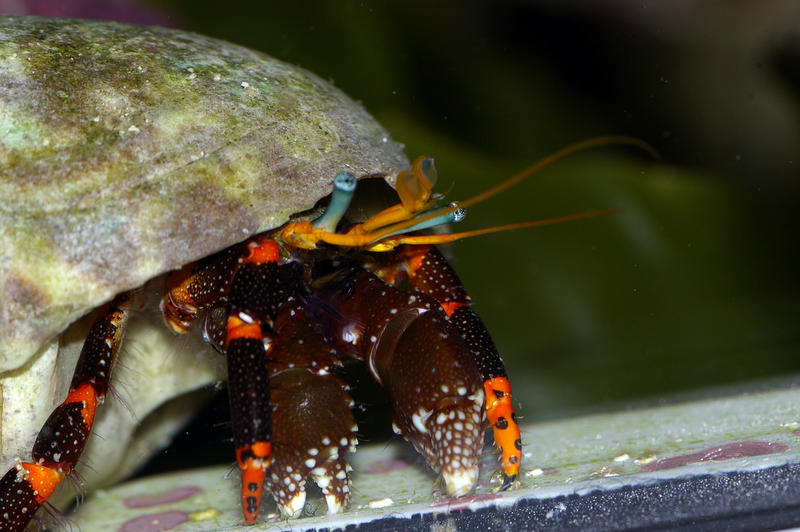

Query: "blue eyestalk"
(313, 171), (357, 232)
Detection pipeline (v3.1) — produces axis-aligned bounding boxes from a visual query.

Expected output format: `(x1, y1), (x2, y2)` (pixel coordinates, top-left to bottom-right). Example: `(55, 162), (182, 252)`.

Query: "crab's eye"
(313, 171), (357, 233)
(334, 171), (357, 192)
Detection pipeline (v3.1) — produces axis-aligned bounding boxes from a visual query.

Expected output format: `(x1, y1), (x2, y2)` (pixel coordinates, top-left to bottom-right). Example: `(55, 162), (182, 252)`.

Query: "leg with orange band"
(223, 243), (285, 523)
(0, 293), (131, 531)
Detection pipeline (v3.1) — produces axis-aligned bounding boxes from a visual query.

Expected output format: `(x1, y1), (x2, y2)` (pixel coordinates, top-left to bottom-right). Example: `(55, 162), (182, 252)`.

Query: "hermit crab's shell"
(0, 16), (407, 504)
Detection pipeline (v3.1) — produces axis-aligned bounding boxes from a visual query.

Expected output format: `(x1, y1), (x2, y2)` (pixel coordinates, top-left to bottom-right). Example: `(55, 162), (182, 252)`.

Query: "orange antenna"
(368, 208), (620, 250)
(364, 135), (656, 246)
(460, 136), (656, 211)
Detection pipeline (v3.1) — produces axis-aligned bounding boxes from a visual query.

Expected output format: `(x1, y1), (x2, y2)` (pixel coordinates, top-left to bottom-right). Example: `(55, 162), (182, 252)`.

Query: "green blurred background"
(6, 1), (799, 424)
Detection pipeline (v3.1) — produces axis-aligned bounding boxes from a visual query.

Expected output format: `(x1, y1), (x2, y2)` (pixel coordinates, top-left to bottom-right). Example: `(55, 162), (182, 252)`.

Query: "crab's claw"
(268, 370), (357, 516)
(266, 299), (358, 517)
(316, 268), (490, 497)
(379, 245), (523, 486)
(372, 309), (485, 496)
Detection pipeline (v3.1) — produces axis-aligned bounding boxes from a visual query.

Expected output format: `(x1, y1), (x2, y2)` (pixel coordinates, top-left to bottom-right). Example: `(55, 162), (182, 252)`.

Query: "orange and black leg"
(161, 238), (255, 333)
(166, 235), (358, 519)
(223, 239), (285, 524)
(0, 293), (131, 532)
(223, 241), (358, 520)
(375, 244), (523, 487)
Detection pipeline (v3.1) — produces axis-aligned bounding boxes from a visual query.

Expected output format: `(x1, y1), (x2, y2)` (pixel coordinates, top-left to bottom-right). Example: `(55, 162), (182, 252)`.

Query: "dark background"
(4, 0), (799, 459)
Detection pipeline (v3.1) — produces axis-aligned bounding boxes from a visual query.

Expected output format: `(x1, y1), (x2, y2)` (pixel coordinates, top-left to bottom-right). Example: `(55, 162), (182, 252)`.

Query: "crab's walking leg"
(0, 293), (131, 532)
(223, 240), (285, 524)
(161, 241), (247, 333)
(376, 244), (523, 485)
(164, 235), (357, 519)
(223, 242), (357, 520)
(160, 236), (281, 522)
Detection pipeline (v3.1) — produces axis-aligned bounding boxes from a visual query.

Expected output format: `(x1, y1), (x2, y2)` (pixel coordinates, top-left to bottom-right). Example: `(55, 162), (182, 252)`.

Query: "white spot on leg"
(412, 408), (433, 434)
(315, 473), (331, 489)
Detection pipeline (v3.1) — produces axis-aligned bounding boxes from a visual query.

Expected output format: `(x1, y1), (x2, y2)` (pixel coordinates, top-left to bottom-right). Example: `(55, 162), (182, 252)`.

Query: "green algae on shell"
(0, 15), (408, 506)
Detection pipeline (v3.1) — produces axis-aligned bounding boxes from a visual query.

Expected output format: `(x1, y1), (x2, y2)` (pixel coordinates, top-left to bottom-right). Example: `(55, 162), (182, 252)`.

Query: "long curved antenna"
(364, 136), (656, 246)
(281, 136), (656, 251)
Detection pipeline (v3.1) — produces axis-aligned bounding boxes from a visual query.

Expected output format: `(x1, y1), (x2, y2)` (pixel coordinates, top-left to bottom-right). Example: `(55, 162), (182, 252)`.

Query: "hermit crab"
(0, 16), (532, 530)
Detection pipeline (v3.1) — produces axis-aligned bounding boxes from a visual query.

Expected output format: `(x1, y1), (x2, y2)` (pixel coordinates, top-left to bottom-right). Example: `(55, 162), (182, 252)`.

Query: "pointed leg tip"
(278, 490), (307, 518)
(442, 466), (479, 497)
(310, 458), (352, 514)
(500, 473), (517, 491)
(324, 492), (346, 514)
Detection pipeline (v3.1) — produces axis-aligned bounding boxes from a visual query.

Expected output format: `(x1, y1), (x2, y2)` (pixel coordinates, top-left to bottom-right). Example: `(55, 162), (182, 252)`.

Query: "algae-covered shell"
(0, 16), (407, 502)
